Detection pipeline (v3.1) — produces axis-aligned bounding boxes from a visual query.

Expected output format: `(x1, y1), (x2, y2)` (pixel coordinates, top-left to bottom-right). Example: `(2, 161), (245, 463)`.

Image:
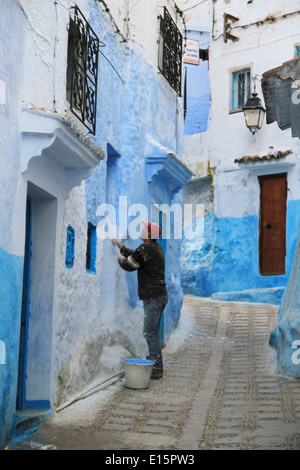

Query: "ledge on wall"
(234, 149), (296, 174)
(211, 287), (285, 305)
(145, 135), (195, 194)
(234, 149), (293, 164)
(20, 103), (105, 197)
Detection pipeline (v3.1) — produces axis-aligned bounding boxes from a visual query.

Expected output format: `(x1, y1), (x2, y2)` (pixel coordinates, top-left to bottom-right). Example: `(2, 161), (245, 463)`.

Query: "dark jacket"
(119, 242), (167, 300)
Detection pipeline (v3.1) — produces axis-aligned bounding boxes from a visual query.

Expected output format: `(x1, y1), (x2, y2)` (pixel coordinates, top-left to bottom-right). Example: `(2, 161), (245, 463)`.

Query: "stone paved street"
(10, 297), (300, 450)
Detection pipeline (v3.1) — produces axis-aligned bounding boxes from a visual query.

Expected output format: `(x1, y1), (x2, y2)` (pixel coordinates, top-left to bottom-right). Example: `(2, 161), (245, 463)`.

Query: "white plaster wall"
(203, 0), (300, 218)
(51, 0), (187, 401)
(106, 0), (184, 67)
(182, 0), (300, 222)
(53, 182), (106, 400)
(210, 0), (300, 162)
(182, 0), (211, 28)
(20, 0), (89, 116)
(17, 0), (187, 402)
(14, 0), (106, 404)
(20, 0), (185, 126)
(183, 131), (211, 175)
(54, 185), (147, 401)
(182, 0), (212, 180)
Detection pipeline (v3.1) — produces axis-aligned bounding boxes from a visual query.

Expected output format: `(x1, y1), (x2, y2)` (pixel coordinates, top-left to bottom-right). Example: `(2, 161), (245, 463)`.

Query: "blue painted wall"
(0, 0), (190, 448)
(0, 247), (24, 449)
(183, 29), (211, 135)
(86, 1), (188, 340)
(271, 220), (300, 378)
(181, 200), (300, 301)
(86, 3), (151, 317)
(0, 0), (26, 449)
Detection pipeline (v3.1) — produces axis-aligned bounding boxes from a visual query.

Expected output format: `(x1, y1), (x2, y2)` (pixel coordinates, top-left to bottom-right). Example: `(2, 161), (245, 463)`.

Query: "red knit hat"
(142, 220), (162, 239)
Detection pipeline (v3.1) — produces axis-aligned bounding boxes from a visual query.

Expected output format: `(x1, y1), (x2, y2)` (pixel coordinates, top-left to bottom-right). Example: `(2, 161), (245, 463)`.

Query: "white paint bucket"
(122, 358), (154, 389)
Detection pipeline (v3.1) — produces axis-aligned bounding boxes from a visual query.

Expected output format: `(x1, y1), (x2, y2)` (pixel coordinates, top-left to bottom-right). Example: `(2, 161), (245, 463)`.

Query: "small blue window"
(231, 68), (251, 110)
(66, 225), (75, 268)
(296, 45), (300, 57)
(86, 222), (97, 274)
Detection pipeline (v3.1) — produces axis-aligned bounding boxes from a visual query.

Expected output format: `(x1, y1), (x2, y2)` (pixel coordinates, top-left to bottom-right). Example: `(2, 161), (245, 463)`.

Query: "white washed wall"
(181, 0), (300, 301)
(206, 0), (300, 216)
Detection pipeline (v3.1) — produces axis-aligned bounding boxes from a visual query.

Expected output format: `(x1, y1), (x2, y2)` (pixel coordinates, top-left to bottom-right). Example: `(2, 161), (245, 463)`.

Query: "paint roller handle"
(112, 238), (124, 250)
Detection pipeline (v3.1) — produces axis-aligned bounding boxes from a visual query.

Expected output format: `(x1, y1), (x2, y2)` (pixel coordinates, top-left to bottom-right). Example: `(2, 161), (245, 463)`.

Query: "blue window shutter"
(66, 225), (75, 268)
(86, 222), (97, 274)
(296, 45), (300, 57)
(232, 68), (251, 110)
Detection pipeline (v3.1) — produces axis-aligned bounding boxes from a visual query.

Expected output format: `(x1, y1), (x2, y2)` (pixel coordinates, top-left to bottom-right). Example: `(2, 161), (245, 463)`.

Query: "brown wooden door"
(259, 174), (287, 275)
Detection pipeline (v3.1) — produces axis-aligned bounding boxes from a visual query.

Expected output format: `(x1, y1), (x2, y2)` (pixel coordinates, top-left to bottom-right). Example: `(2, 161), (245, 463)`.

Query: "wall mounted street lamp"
(242, 76), (266, 135)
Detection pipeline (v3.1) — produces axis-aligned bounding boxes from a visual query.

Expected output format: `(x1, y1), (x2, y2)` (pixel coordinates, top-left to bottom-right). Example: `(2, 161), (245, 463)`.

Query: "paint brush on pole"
(56, 369), (124, 413)
(105, 216), (123, 254)
(96, 211), (127, 254)
(103, 215), (128, 254)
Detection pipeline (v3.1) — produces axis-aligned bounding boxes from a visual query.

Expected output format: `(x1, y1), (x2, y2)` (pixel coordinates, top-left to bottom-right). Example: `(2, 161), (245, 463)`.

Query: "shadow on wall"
(184, 94), (211, 135)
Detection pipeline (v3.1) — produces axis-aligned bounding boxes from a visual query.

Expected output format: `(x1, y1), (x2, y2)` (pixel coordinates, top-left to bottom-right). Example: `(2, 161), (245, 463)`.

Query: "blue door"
(17, 198), (31, 410)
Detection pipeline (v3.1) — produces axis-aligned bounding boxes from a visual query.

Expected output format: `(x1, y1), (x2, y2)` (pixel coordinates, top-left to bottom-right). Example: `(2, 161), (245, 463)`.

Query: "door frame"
(258, 173), (287, 276)
(17, 184), (58, 411)
(17, 197), (32, 410)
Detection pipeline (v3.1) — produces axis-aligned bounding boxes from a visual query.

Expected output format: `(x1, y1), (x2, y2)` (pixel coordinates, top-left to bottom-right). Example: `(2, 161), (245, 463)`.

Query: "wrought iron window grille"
(158, 7), (183, 96)
(66, 6), (100, 135)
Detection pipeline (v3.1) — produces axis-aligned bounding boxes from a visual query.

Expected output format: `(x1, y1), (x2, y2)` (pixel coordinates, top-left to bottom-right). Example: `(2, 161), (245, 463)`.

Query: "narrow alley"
(2, 0), (300, 454)
(9, 297), (300, 451)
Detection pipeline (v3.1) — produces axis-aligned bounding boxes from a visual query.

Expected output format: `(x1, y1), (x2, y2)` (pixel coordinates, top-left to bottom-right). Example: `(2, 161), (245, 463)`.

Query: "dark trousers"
(143, 294), (168, 371)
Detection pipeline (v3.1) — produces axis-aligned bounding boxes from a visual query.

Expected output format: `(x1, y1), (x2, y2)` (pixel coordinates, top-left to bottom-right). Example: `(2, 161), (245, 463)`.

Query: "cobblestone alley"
(10, 297), (300, 451)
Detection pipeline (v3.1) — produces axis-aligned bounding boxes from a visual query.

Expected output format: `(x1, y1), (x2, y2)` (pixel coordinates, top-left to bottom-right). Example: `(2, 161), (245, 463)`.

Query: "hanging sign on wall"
(184, 39), (200, 65)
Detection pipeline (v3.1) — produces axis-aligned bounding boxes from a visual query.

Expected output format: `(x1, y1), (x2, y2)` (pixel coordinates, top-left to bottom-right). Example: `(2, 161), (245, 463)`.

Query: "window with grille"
(231, 68), (251, 111)
(66, 6), (99, 135)
(158, 7), (183, 96)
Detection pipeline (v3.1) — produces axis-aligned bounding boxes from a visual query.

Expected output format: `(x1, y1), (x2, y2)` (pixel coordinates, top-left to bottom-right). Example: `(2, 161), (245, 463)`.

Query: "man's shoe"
(151, 369), (163, 379)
